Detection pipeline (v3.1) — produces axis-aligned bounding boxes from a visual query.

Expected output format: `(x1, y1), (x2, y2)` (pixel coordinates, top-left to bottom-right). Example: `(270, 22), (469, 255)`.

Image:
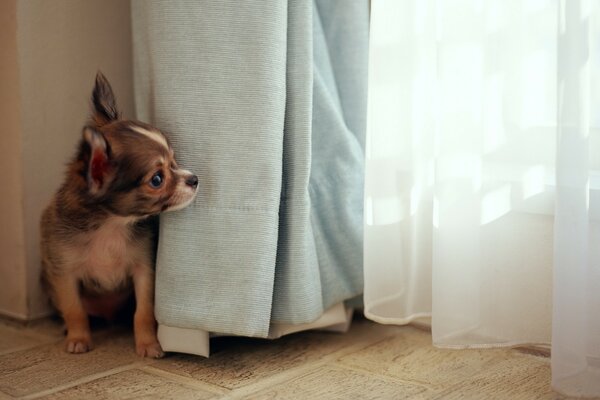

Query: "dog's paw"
(65, 336), (93, 354)
(136, 340), (164, 358)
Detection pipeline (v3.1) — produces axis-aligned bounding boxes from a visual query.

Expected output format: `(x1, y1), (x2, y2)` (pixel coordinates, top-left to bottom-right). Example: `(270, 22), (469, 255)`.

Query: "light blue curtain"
(131, 0), (368, 338)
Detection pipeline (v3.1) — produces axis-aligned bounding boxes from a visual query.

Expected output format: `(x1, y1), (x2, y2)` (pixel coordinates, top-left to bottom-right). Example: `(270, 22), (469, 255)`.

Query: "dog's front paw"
(136, 340), (164, 358)
(65, 336), (93, 354)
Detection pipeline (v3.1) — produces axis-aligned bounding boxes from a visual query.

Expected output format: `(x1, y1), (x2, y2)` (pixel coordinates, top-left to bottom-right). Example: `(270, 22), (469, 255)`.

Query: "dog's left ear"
(91, 71), (120, 127)
(83, 127), (113, 195)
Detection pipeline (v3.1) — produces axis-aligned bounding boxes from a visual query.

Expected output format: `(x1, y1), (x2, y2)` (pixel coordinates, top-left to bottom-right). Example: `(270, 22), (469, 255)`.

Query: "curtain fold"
(132, 0), (367, 342)
(365, 0), (600, 396)
(132, 1), (287, 338)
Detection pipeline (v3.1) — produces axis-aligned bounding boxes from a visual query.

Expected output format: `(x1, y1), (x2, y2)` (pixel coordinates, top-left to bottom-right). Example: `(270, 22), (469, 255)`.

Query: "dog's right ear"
(91, 71), (120, 127)
(83, 127), (113, 195)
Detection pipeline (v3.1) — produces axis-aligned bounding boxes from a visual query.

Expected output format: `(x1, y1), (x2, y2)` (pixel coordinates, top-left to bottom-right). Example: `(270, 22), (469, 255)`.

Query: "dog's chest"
(76, 219), (137, 289)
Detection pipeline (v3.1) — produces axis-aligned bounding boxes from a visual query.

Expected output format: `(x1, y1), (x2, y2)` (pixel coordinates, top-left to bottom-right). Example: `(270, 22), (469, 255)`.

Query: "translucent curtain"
(365, 0), (600, 396)
(552, 1), (600, 396)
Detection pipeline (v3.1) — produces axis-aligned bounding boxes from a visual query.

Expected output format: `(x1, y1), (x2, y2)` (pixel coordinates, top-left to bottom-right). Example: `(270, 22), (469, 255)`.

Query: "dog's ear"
(91, 71), (120, 127)
(83, 127), (113, 195)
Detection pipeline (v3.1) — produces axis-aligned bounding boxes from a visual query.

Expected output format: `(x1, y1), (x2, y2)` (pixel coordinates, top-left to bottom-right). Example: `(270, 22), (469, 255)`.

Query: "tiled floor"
(0, 315), (563, 399)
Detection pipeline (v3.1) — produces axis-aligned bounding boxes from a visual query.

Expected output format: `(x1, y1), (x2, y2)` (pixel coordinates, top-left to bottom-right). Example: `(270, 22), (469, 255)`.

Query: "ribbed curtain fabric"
(365, 0), (600, 397)
(131, 0), (368, 339)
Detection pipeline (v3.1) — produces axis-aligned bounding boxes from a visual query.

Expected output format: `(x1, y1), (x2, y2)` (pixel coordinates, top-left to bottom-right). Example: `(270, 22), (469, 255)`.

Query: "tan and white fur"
(40, 72), (198, 357)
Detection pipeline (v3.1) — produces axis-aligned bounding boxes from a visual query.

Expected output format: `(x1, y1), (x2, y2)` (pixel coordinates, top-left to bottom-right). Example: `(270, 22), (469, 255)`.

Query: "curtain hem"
(157, 302), (353, 358)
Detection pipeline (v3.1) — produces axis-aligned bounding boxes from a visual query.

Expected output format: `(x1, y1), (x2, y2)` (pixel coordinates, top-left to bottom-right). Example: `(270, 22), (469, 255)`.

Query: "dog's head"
(76, 72), (198, 217)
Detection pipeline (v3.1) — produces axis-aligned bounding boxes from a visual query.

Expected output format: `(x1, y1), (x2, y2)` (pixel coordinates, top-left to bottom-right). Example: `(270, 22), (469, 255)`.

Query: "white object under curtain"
(364, 0), (600, 397)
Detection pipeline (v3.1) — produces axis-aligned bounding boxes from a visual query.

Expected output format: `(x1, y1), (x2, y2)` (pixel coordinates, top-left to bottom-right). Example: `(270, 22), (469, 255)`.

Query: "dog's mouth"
(161, 185), (198, 213)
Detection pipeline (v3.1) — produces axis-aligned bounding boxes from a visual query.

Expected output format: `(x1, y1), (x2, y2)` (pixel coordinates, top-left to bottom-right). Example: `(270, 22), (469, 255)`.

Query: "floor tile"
(0, 330), (140, 398)
(432, 355), (553, 400)
(240, 365), (430, 400)
(152, 318), (398, 390)
(0, 324), (51, 355)
(339, 327), (513, 391)
(152, 332), (346, 390)
(40, 368), (216, 400)
(0, 316), (560, 399)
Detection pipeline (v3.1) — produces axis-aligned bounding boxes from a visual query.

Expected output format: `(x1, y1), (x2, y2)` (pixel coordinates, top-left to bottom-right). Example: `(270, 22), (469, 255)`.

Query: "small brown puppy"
(41, 72), (198, 357)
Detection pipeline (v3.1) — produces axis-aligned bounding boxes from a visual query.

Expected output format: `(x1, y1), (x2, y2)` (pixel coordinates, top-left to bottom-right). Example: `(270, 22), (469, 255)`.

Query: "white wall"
(0, 0), (135, 319)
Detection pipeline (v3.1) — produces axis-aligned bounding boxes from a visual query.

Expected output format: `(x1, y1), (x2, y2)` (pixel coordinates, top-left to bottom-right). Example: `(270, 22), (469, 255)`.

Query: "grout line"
(139, 365), (230, 396)
(323, 325), (412, 360)
(327, 333), (407, 362)
(0, 344), (49, 357)
(0, 339), (63, 358)
(219, 359), (331, 400)
(21, 362), (145, 400)
(332, 361), (436, 393)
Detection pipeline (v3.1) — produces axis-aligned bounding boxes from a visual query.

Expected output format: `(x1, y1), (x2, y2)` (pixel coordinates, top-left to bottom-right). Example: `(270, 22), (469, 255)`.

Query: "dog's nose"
(185, 175), (199, 188)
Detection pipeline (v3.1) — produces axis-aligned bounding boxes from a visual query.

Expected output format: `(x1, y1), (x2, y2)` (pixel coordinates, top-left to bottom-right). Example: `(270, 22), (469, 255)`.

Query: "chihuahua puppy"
(41, 72), (198, 357)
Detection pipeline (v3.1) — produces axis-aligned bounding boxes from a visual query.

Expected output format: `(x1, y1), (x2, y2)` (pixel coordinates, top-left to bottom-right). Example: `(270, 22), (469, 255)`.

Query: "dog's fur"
(40, 72), (198, 357)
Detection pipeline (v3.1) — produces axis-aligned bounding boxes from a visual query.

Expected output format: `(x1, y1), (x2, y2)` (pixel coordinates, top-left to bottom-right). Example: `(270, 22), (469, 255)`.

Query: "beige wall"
(0, 0), (134, 319)
(0, 0), (28, 319)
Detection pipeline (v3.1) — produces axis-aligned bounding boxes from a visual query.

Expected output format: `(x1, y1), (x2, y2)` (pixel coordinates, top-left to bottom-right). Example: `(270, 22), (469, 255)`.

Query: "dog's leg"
(51, 275), (93, 353)
(132, 264), (163, 358)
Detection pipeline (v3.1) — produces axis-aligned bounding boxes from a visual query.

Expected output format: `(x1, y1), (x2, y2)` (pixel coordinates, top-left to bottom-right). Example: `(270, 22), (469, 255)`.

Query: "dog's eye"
(149, 172), (163, 188)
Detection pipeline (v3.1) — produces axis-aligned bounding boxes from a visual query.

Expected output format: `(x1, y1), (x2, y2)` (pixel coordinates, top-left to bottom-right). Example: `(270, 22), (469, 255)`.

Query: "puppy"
(40, 72), (198, 357)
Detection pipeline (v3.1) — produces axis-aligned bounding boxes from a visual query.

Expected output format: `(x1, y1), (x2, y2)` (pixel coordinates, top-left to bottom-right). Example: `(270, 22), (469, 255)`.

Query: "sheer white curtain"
(364, 0), (600, 397)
